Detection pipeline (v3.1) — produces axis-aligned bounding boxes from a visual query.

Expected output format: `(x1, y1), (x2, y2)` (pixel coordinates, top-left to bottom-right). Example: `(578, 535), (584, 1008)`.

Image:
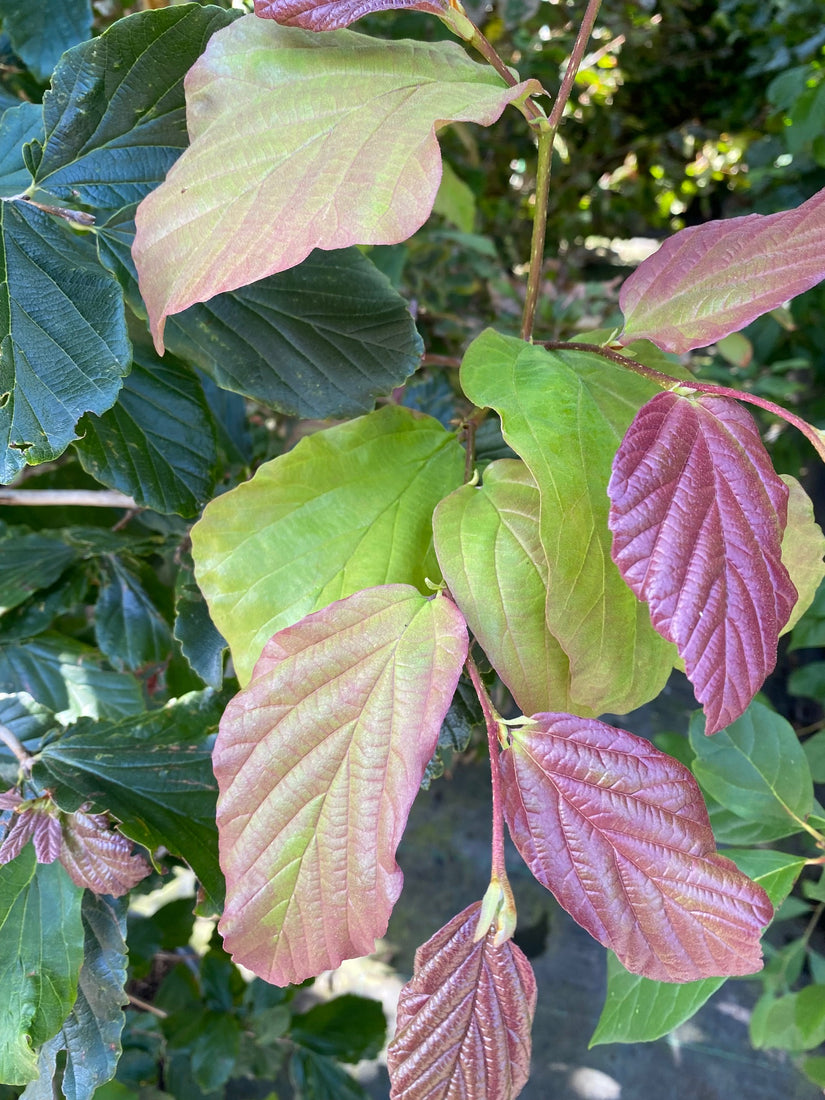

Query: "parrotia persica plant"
(3, 0), (825, 1096)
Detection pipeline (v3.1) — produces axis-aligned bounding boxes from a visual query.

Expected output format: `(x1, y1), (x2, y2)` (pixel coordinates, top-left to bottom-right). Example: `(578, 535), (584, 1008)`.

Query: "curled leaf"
(387, 901), (536, 1100)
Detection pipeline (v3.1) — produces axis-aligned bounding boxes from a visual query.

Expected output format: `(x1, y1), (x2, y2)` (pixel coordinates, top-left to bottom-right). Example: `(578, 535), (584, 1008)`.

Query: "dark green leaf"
(0, 201), (130, 482)
(174, 553), (225, 689)
(0, 849), (84, 1085)
(0, 634), (143, 721)
(804, 728), (825, 783)
(23, 894), (128, 1100)
(0, 692), (56, 785)
(0, 528), (75, 615)
(289, 1047), (368, 1100)
(190, 1012), (241, 1092)
(0, 564), (88, 643)
(788, 661), (825, 701)
(789, 577), (825, 651)
(34, 689), (227, 906)
(0, 102), (42, 197)
(291, 995), (386, 1064)
(0, 0), (92, 82)
(75, 351), (218, 517)
(94, 557), (173, 671)
(28, 4), (239, 215)
(422, 674), (483, 788)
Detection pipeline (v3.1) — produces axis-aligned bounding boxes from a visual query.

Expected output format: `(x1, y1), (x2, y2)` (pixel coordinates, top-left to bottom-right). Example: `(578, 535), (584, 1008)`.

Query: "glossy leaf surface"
(460, 329), (675, 715)
(619, 185), (825, 352)
(387, 900), (536, 1100)
(609, 392), (796, 734)
(254, 0), (448, 30)
(215, 586), (468, 985)
(0, 0), (92, 82)
(133, 18), (539, 345)
(501, 714), (773, 981)
(192, 405), (464, 684)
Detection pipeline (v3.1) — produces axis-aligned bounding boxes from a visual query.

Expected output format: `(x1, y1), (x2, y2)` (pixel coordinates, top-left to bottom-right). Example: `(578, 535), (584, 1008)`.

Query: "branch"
(0, 489), (140, 508)
(0, 724), (32, 771)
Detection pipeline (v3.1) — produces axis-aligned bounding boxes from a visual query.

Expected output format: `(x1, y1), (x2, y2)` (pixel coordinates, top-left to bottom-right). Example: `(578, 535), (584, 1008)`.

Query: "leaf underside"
(215, 586), (468, 985)
(501, 714), (773, 982)
(387, 901), (536, 1100)
(608, 392), (797, 734)
(254, 0), (449, 30)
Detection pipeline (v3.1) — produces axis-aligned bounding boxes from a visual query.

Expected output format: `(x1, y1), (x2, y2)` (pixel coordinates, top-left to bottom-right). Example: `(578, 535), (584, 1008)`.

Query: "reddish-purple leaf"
(59, 810), (152, 897)
(501, 714), (773, 982)
(215, 585), (468, 985)
(255, 0), (448, 30)
(0, 788), (22, 810)
(387, 901), (536, 1100)
(618, 185), (825, 352)
(31, 812), (62, 864)
(608, 392), (797, 735)
(0, 807), (37, 864)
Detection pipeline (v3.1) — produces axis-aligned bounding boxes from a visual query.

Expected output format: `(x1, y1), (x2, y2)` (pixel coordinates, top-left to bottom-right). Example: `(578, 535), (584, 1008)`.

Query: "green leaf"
(459, 329), (675, 716)
(0, 528), (75, 615)
(98, 222), (425, 420)
(94, 557), (173, 671)
(432, 161), (476, 234)
(789, 662), (825, 701)
(74, 350), (218, 518)
(0, 0), (92, 82)
(21, 894), (128, 1100)
(191, 405), (464, 684)
(434, 459), (579, 715)
(790, 577), (825, 651)
(34, 689), (226, 907)
(751, 985), (825, 1051)
(0, 693), (56, 785)
(0, 201), (130, 481)
(0, 634), (144, 721)
(590, 849), (804, 1046)
(291, 995), (386, 1064)
(0, 103), (42, 198)
(803, 728), (825, 783)
(422, 675), (483, 788)
(132, 18), (540, 345)
(779, 475), (825, 637)
(28, 4), (239, 216)
(174, 553), (225, 690)
(0, 849), (85, 1086)
(289, 1048), (368, 1100)
(689, 700), (813, 828)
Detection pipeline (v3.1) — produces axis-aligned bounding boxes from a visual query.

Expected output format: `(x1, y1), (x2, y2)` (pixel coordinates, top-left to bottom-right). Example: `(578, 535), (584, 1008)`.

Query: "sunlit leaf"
(619, 185), (825, 352)
(609, 392), (796, 734)
(501, 714), (773, 981)
(215, 586), (468, 985)
(60, 809), (152, 896)
(780, 475), (825, 636)
(387, 900), (536, 1100)
(133, 18), (539, 346)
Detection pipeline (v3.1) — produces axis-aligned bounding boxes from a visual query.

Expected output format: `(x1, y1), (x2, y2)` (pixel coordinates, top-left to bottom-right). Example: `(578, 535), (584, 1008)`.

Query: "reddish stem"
(466, 654), (508, 884)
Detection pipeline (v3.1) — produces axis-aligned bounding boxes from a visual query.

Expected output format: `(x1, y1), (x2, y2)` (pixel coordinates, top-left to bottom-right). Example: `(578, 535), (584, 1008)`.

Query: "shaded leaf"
(688, 700), (813, 828)
(387, 900), (536, 1100)
(174, 553), (225, 690)
(289, 1047), (368, 1100)
(619, 185), (825, 353)
(780, 475), (825, 636)
(0, 0), (92, 82)
(434, 459), (578, 716)
(60, 809), (152, 895)
(609, 392), (796, 734)
(0, 693), (57, 786)
(94, 557), (173, 671)
(215, 586), (468, 985)
(291, 995), (386, 1063)
(0, 529), (75, 615)
(0, 102), (42, 198)
(0, 848), (84, 1086)
(254, 0), (449, 31)
(75, 350), (218, 518)
(751, 985), (825, 1052)
(501, 714), (773, 981)
(422, 674), (483, 788)
(460, 329), (675, 716)
(27, 4), (238, 215)
(133, 18), (539, 346)
(191, 405), (464, 684)
(0, 201), (130, 482)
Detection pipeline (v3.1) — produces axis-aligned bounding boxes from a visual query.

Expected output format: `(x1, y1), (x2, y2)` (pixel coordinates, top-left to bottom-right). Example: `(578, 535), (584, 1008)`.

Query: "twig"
(0, 724), (31, 770)
(127, 994), (169, 1018)
(0, 489), (139, 508)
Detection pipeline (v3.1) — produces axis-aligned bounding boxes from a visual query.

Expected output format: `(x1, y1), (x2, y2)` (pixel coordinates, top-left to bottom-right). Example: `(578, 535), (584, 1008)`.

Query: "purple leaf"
(608, 392), (797, 734)
(0, 808), (37, 864)
(618, 186), (825, 352)
(501, 714), (773, 982)
(215, 585), (468, 985)
(31, 812), (62, 864)
(387, 901), (536, 1100)
(254, 0), (448, 31)
(59, 810), (152, 897)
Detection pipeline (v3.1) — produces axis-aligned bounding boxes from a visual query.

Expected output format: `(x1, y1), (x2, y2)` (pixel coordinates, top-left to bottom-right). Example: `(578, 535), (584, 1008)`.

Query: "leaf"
(191, 405), (464, 684)
(608, 392), (797, 734)
(434, 459), (579, 716)
(459, 329), (675, 716)
(780, 474), (825, 636)
(0, 848), (85, 1086)
(74, 350), (218, 518)
(21, 894), (128, 1100)
(27, 4), (239, 216)
(94, 557), (173, 671)
(254, 0), (449, 31)
(132, 18), (540, 346)
(33, 689), (227, 907)
(0, 201), (131, 482)
(291, 995), (386, 1063)
(59, 809), (152, 896)
(0, 693), (56, 786)
(386, 900), (536, 1100)
(590, 849), (805, 1046)
(0, 529), (75, 615)
(618, 185), (825, 352)
(501, 714), (773, 982)
(289, 1048), (369, 1100)
(0, 103), (43, 198)
(432, 161), (476, 234)
(174, 553), (225, 690)
(0, 0), (92, 82)
(422, 674), (483, 788)
(99, 222), (425, 420)
(751, 985), (825, 1052)
(688, 700), (813, 828)
(0, 634), (144, 722)
(215, 586), (468, 985)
